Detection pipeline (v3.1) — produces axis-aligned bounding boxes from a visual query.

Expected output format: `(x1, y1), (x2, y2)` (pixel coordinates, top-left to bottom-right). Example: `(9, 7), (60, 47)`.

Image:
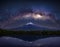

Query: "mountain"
(11, 22), (54, 31)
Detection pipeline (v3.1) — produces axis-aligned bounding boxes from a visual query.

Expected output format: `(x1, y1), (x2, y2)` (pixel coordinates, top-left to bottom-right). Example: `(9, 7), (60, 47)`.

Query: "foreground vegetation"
(0, 29), (60, 37)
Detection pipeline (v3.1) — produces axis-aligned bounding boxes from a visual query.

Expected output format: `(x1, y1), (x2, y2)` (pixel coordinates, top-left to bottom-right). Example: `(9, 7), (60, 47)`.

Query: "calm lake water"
(5, 35), (60, 41)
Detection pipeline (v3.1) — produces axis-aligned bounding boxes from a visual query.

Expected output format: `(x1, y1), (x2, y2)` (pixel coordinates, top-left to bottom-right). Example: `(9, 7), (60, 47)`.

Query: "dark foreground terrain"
(0, 29), (60, 36)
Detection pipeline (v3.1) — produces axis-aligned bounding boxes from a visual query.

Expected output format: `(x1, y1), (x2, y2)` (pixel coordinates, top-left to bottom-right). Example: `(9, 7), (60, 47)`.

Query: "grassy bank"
(0, 29), (60, 36)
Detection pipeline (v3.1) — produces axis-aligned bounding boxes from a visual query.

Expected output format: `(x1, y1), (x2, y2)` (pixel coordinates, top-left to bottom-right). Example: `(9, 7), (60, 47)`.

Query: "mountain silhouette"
(11, 23), (51, 31)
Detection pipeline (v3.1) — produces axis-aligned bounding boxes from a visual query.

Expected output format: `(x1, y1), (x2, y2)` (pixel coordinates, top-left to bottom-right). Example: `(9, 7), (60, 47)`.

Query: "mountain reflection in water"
(8, 35), (60, 41)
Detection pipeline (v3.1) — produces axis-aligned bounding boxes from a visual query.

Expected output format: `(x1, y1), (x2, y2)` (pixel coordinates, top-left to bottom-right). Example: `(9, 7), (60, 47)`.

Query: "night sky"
(0, 0), (60, 30)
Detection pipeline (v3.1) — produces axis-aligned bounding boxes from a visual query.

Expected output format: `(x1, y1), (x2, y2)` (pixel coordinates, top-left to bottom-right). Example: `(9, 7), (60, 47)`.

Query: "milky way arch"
(0, 0), (60, 30)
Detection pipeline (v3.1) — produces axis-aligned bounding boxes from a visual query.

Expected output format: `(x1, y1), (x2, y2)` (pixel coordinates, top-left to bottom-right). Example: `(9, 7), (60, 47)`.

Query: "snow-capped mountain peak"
(26, 22), (34, 25)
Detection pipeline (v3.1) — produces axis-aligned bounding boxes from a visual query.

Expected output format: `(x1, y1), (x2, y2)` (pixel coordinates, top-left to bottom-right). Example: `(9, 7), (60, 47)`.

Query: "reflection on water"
(10, 35), (60, 41)
(0, 36), (60, 47)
